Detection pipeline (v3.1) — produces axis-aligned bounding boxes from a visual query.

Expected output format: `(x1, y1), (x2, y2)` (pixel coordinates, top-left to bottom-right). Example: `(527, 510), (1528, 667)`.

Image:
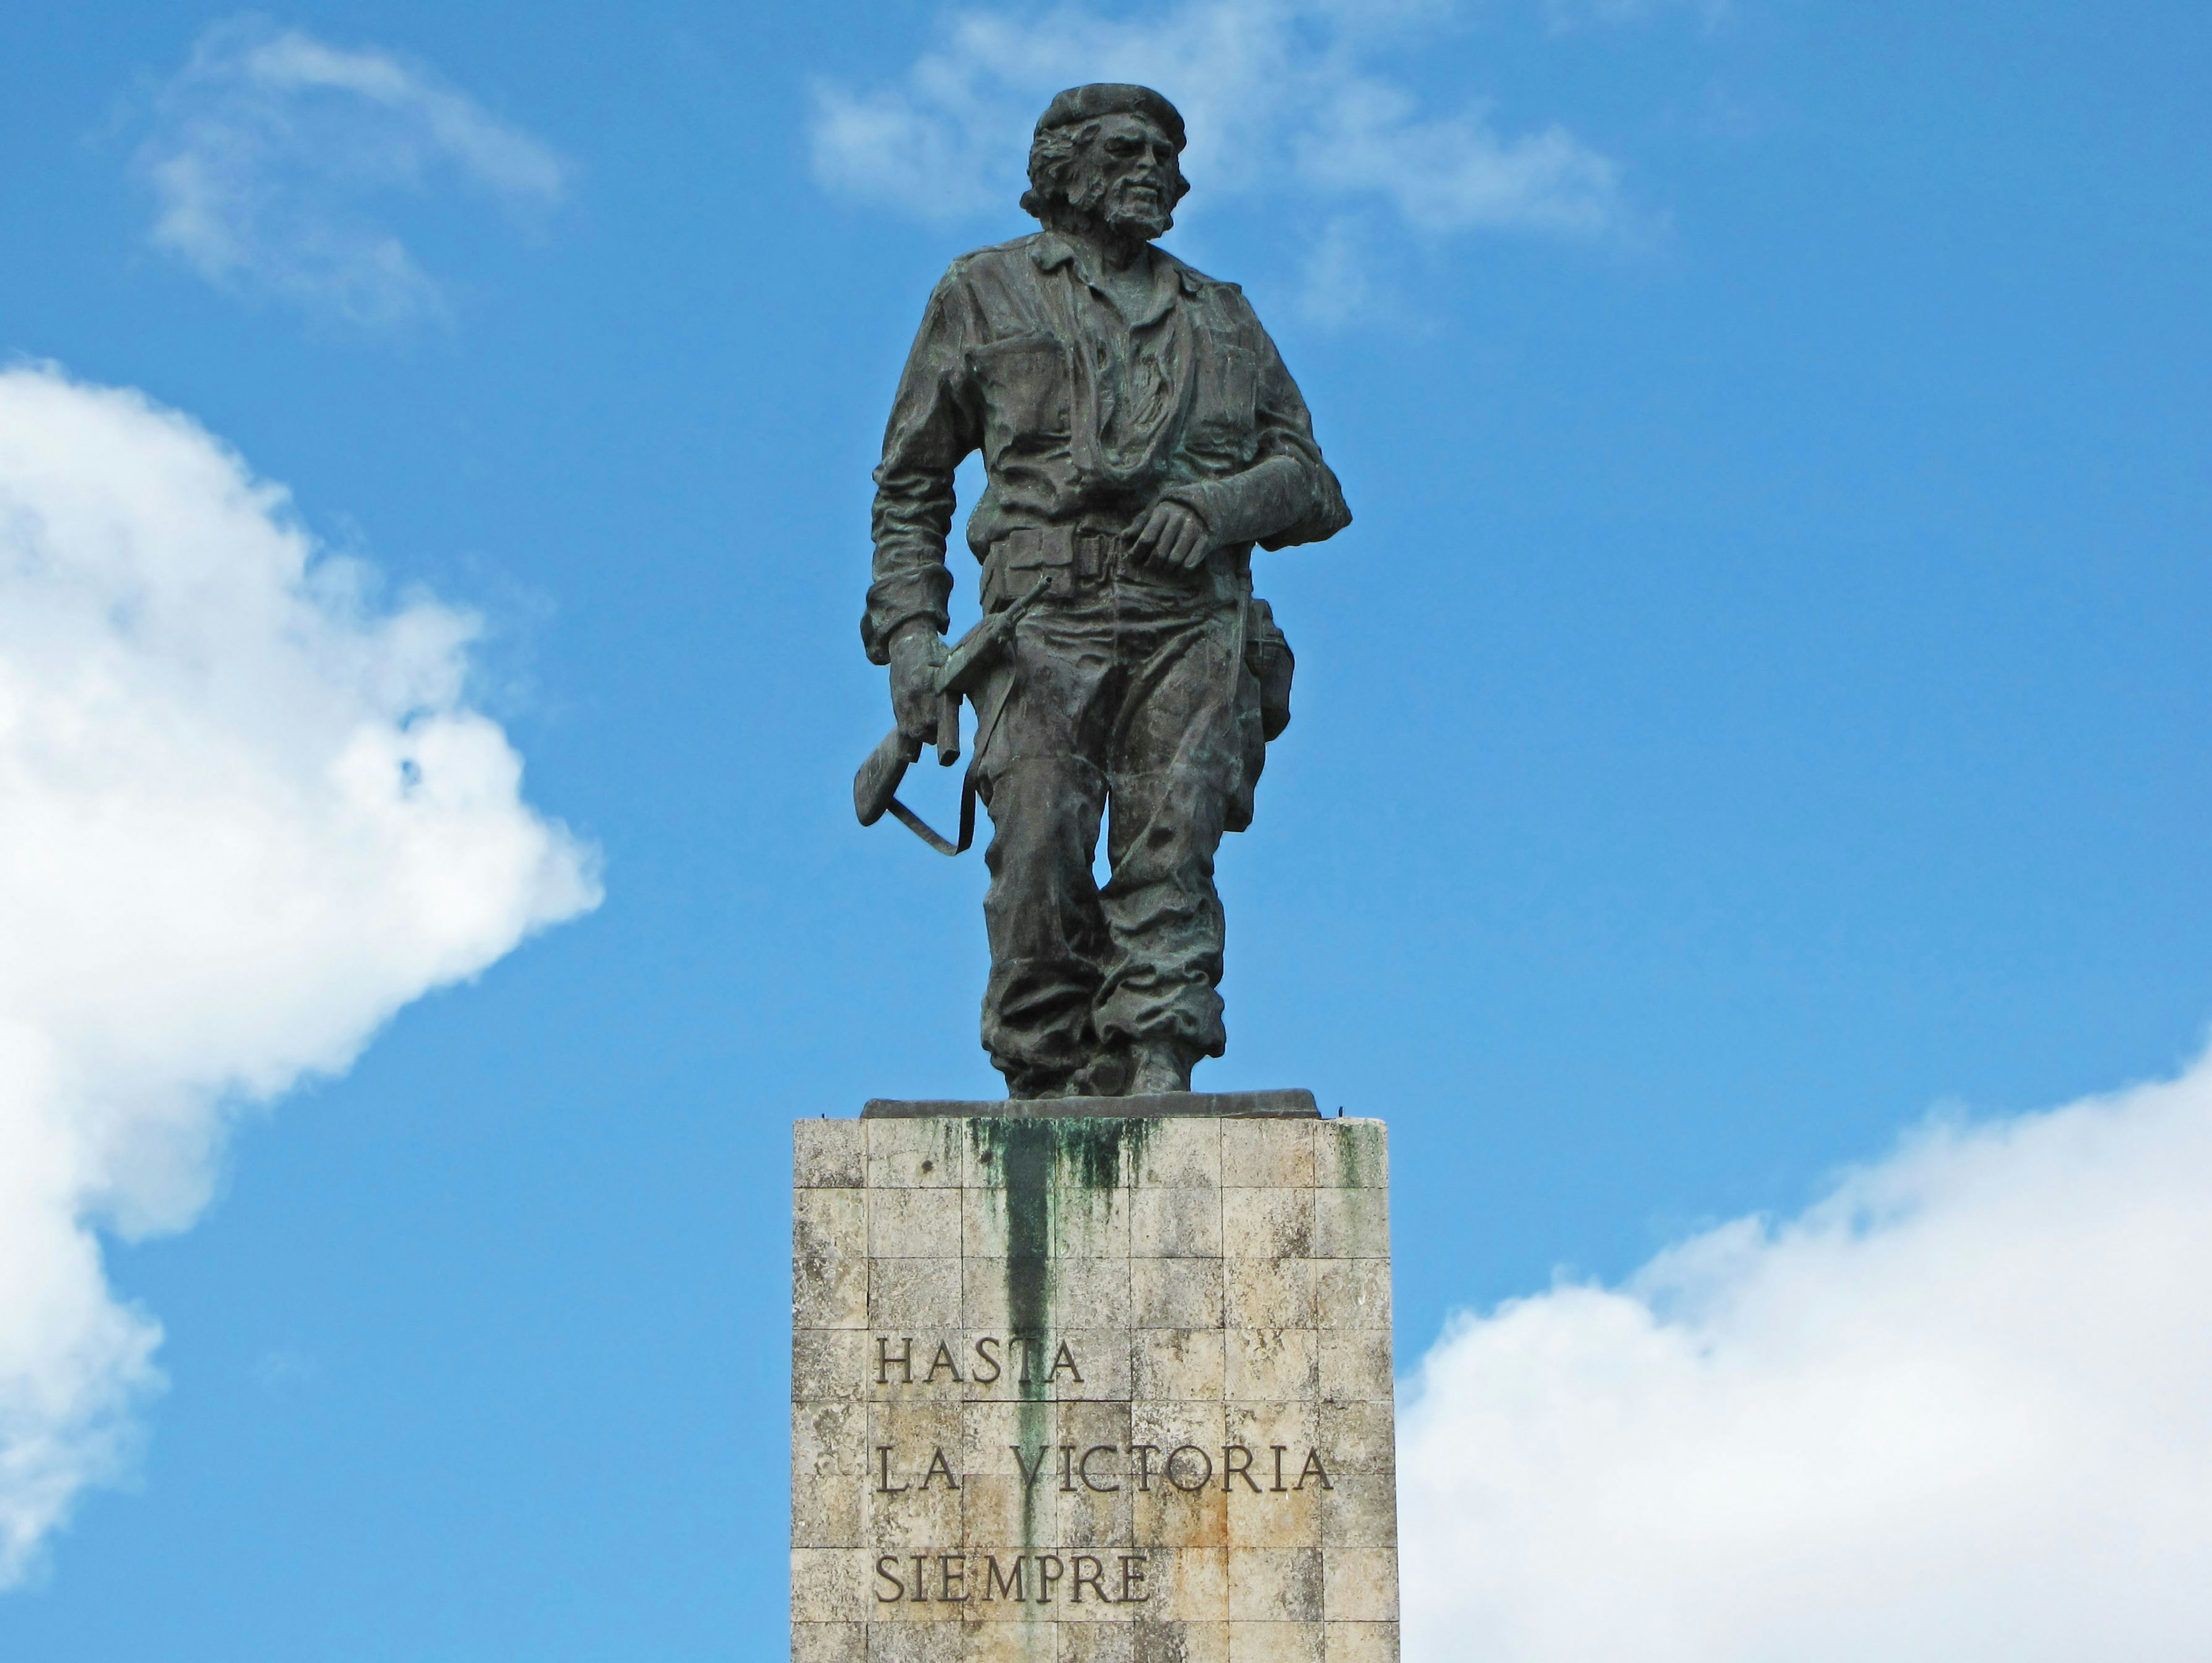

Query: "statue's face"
(1068, 113), (1179, 240)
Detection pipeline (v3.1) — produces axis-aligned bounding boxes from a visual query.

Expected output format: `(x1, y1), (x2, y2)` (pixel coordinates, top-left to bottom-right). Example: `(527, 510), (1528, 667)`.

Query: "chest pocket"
(1187, 335), (1258, 462)
(969, 334), (1070, 450)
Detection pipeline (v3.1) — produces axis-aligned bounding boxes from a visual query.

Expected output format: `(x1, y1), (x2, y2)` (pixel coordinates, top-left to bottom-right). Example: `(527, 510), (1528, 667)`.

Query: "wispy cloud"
(1545, 0), (1729, 29)
(1399, 1052), (2212, 1660)
(134, 17), (566, 325)
(249, 1348), (320, 1398)
(808, 0), (1627, 322)
(0, 365), (600, 1584)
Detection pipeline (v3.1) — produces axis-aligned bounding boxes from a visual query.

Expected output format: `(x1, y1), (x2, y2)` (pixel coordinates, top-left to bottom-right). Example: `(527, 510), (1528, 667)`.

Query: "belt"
(988, 525), (1122, 600)
(988, 525), (1242, 608)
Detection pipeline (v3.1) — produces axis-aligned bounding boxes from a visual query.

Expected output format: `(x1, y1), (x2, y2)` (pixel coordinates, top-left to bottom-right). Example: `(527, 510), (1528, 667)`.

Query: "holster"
(1244, 597), (1294, 741)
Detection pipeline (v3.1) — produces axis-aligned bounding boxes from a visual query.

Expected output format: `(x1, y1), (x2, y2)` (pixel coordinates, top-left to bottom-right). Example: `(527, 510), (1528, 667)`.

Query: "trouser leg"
(1094, 602), (1243, 1060)
(978, 757), (1107, 1087)
(975, 609), (1113, 1090)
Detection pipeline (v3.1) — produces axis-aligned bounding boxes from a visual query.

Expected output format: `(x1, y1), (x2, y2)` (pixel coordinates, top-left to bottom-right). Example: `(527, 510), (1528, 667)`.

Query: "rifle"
(854, 577), (1050, 855)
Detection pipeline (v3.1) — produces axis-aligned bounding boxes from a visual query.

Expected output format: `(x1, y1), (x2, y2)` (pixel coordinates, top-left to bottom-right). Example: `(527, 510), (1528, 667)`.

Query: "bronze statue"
(858, 83), (1350, 1098)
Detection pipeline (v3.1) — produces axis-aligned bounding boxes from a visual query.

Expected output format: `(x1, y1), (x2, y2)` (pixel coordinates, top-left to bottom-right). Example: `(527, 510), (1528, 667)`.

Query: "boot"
(1003, 1064), (1077, 1100)
(1124, 1039), (1195, 1096)
(1066, 1045), (1134, 1098)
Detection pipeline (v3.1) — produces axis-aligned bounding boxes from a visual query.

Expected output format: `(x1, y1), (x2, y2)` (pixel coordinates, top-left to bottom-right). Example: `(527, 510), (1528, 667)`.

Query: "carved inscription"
(871, 1440), (1334, 1494)
(875, 1553), (1151, 1604)
(874, 1334), (1083, 1387)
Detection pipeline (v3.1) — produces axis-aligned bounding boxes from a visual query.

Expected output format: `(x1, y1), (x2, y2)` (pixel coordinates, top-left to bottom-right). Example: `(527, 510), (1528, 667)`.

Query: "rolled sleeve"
(863, 279), (981, 664)
(1161, 454), (1313, 548)
(1162, 319), (1350, 552)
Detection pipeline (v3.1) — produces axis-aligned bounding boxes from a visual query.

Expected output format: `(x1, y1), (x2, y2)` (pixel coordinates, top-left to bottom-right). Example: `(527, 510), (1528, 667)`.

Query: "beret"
(1034, 84), (1185, 150)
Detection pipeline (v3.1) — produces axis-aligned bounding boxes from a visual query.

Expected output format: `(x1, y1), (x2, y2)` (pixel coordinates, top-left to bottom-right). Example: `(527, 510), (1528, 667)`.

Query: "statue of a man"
(863, 83), (1350, 1098)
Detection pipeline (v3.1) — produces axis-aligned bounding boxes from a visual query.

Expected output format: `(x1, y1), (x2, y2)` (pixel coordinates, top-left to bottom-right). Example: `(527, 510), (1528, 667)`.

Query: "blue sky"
(2, 2), (2209, 1657)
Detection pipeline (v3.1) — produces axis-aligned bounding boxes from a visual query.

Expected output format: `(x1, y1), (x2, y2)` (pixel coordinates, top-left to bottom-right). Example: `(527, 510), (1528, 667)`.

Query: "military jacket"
(863, 230), (1350, 663)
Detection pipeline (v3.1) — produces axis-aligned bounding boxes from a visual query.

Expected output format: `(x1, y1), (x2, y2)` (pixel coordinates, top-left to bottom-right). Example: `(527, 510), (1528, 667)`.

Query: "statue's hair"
(1020, 116), (1190, 229)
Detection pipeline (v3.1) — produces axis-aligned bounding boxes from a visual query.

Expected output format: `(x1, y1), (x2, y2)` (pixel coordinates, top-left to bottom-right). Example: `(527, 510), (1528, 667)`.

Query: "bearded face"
(1060, 113), (1181, 241)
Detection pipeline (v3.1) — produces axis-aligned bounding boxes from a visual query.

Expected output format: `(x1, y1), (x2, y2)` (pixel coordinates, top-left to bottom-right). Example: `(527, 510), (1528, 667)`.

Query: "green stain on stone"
(1334, 1120), (1365, 1187)
(1335, 1119), (1383, 1192)
(966, 1116), (1156, 1551)
(995, 1122), (1055, 1377)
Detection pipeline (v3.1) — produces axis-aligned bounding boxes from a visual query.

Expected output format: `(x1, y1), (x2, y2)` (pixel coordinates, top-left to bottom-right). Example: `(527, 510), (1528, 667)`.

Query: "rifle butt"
(855, 729), (918, 827)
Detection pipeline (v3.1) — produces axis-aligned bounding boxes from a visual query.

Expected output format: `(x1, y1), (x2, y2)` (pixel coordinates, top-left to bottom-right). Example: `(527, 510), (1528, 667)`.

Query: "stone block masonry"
(791, 1107), (1398, 1663)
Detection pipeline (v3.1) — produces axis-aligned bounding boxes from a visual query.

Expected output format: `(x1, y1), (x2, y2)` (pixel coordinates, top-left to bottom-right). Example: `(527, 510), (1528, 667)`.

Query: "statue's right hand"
(887, 622), (945, 747)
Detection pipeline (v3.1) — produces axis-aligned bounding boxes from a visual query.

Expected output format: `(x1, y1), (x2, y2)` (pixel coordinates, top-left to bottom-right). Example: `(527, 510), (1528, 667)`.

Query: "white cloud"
(135, 17), (566, 325)
(808, 0), (1626, 296)
(1297, 216), (1380, 329)
(1399, 1052), (2212, 1661)
(0, 365), (599, 1584)
(1294, 78), (1618, 236)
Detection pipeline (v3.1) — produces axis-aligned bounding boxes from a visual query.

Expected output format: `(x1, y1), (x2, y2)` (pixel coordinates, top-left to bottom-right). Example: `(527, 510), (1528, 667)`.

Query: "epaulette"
(1158, 249), (1241, 298)
(950, 233), (1045, 273)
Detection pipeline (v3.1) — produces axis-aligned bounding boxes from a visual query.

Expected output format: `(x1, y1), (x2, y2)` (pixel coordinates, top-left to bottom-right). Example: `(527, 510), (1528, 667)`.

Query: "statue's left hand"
(1129, 499), (1211, 570)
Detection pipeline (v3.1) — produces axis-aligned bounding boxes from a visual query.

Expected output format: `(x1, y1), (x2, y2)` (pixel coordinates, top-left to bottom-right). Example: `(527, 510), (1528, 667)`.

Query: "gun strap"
(884, 623), (1028, 859)
(885, 772), (979, 858)
(886, 794), (960, 857)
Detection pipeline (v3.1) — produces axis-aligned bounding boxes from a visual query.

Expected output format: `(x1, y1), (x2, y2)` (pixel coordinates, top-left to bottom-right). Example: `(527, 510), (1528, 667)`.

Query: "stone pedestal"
(791, 1095), (1399, 1663)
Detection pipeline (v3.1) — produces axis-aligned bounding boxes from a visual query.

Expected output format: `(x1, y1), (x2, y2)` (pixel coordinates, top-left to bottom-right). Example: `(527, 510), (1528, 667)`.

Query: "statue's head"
(1022, 84), (1189, 243)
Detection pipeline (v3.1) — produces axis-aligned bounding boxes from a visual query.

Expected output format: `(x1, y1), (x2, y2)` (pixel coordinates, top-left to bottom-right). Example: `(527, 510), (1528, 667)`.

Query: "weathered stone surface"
(792, 1113), (1398, 1662)
(863, 1090), (1320, 1121)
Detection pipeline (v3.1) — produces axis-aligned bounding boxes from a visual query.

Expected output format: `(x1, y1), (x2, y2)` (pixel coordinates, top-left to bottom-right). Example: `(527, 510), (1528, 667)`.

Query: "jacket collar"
(1029, 232), (1203, 319)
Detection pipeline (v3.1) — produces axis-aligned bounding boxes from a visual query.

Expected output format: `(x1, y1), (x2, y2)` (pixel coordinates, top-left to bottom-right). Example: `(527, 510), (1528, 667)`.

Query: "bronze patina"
(858, 82), (1350, 1098)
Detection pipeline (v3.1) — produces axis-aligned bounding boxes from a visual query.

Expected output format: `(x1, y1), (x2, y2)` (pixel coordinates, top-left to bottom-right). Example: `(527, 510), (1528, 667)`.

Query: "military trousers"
(972, 569), (1257, 1091)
